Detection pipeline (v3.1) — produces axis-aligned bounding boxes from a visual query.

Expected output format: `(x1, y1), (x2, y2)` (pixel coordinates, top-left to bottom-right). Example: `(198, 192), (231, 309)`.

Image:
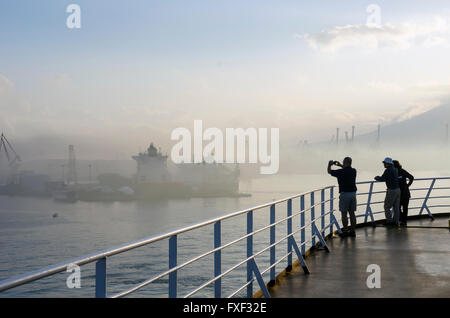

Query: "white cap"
(383, 157), (393, 165)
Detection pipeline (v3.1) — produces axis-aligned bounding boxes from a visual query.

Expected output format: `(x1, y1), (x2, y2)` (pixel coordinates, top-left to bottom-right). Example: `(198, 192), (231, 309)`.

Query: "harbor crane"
(0, 133), (21, 183)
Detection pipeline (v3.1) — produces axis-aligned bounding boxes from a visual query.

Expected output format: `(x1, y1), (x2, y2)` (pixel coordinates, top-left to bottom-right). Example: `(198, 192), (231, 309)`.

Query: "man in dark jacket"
(375, 157), (401, 226)
(328, 157), (357, 237)
(393, 160), (414, 226)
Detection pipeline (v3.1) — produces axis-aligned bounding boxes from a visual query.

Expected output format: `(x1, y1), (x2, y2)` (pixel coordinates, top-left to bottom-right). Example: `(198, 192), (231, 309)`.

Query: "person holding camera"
(327, 157), (357, 238)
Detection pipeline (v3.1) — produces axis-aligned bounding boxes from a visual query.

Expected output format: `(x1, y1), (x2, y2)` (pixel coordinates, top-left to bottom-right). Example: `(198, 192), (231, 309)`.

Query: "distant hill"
(283, 105), (450, 174)
(355, 104), (450, 146)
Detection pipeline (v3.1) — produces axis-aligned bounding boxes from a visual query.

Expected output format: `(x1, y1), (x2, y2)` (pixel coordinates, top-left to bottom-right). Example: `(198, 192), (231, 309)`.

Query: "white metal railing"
(0, 177), (449, 298)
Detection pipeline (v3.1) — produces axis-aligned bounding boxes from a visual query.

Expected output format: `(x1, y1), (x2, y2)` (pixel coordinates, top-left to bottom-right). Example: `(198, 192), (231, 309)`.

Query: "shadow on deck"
(269, 215), (450, 298)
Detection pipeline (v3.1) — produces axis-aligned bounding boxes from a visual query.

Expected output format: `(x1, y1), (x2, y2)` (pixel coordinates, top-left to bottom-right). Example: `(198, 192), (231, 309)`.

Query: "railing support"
(286, 199), (293, 272)
(168, 235), (177, 298)
(95, 257), (107, 298)
(300, 195), (305, 256)
(269, 204), (276, 286)
(419, 178), (435, 220)
(288, 236), (310, 274)
(246, 211), (253, 298)
(312, 223), (329, 253)
(321, 189), (325, 235)
(330, 213), (342, 234)
(364, 182), (375, 225)
(248, 259), (270, 298)
(311, 192), (316, 247)
(214, 221), (221, 298)
(330, 187), (334, 235)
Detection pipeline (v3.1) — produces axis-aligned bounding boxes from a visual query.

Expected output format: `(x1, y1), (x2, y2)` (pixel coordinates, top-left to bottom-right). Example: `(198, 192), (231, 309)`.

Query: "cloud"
(394, 102), (442, 122)
(0, 74), (21, 113)
(0, 74), (14, 93)
(394, 82), (450, 121)
(323, 109), (397, 126)
(42, 73), (71, 90)
(411, 81), (450, 95)
(298, 17), (450, 52)
(367, 81), (403, 92)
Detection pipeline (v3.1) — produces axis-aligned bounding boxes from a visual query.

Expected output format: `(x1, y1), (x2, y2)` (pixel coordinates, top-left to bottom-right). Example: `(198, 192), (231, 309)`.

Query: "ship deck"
(270, 215), (450, 298)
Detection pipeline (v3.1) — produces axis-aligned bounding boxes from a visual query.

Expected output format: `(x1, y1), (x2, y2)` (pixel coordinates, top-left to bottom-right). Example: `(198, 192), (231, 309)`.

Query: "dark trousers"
(341, 210), (357, 232)
(399, 197), (409, 224)
(339, 192), (357, 232)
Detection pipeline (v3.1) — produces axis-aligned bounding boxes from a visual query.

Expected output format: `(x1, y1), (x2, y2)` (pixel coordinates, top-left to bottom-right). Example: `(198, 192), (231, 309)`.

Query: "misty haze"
(0, 1), (449, 302)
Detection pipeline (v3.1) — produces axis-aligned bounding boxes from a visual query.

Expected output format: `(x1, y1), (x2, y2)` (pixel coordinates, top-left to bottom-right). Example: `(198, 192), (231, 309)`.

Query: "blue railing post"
(321, 189), (325, 234)
(246, 211), (253, 298)
(300, 195), (305, 256)
(214, 221), (221, 298)
(269, 204), (276, 285)
(169, 235), (177, 298)
(95, 257), (107, 298)
(330, 187), (334, 236)
(419, 178), (436, 219)
(364, 182), (375, 224)
(287, 199), (293, 271)
(311, 192), (316, 247)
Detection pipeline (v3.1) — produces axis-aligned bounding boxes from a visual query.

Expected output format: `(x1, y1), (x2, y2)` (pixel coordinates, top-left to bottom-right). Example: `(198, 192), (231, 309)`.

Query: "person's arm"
(328, 161), (342, 175)
(404, 170), (414, 187)
(375, 169), (388, 181)
(327, 160), (333, 174)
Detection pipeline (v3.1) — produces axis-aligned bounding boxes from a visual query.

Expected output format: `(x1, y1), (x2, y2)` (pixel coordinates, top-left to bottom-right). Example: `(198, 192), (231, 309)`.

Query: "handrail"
(1, 177), (449, 298)
(0, 186), (332, 292)
(110, 207), (331, 298)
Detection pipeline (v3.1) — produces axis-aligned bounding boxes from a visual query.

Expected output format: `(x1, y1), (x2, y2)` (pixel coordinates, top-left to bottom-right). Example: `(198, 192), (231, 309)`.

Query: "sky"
(1, 0), (450, 159)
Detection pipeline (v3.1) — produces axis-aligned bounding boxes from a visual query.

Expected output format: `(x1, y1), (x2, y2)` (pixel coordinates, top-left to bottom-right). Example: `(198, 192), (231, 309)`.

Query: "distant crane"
(61, 164), (66, 183)
(0, 133), (21, 184)
(330, 126), (356, 146)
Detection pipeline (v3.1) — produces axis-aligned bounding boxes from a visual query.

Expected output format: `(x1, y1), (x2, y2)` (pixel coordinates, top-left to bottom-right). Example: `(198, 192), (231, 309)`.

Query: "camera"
(329, 160), (339, 166)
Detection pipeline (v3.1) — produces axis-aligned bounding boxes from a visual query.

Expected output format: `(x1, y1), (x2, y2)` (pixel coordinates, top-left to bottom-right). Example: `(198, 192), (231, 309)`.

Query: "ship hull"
(52, 190), (78, 203)
(134, 182), (192, 199)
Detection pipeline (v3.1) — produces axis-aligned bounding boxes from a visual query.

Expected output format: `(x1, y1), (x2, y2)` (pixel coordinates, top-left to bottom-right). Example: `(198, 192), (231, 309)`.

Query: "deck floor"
(270, 216), (450, 298)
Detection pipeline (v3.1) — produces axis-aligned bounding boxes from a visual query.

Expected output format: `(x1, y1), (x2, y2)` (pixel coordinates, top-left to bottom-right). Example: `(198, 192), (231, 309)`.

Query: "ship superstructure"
(132, 143), (170, 184)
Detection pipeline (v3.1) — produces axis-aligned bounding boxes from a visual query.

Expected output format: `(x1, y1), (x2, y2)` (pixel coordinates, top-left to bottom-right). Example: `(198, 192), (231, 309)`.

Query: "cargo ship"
(132, 143), (245, 199)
